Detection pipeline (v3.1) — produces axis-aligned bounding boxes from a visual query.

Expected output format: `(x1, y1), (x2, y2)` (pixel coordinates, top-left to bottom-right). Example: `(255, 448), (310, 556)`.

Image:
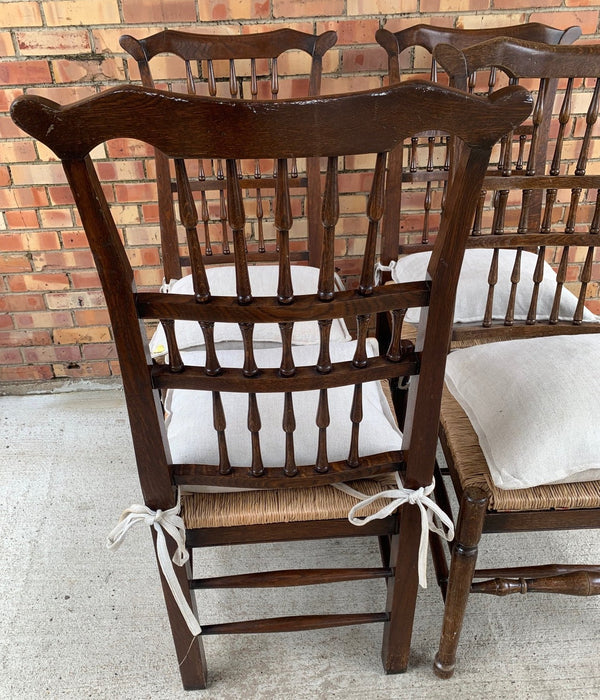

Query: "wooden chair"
(413, 39), (600, 678)
(120, 28), (337, 279)
(10, 82), (531, 688)
(375, 23), (581, 263)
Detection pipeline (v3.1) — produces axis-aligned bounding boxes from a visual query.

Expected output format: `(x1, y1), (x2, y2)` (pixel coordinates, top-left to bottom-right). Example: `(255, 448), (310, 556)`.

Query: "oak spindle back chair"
(415, 39), (600, 677)
(375, 23), (581, 262)
(10, 82), (532, 689)
(120, 28), (337, 279)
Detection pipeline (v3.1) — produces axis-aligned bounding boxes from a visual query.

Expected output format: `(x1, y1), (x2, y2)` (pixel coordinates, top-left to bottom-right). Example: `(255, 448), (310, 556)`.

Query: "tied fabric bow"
(334, 474), (454, 588)
(107, 492), (201, 637)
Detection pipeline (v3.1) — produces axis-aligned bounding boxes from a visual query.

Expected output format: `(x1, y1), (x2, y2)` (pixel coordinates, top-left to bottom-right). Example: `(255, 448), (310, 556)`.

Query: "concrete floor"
(1, 386), (599, 699)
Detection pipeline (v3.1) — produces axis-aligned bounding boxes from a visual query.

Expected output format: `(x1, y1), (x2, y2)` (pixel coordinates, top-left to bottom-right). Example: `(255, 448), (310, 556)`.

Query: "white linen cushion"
(164, 339), (403, 492)
(444, 333), (600, 489)
(150, 265), (351, 356)
(390, 249), (598, 325)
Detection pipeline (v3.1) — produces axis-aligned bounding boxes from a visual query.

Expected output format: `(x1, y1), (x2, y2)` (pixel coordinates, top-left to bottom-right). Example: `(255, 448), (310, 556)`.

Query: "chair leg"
(433, 487), (488, 679)
(381, 504), (423, 673)
(153, 533), (208, 690)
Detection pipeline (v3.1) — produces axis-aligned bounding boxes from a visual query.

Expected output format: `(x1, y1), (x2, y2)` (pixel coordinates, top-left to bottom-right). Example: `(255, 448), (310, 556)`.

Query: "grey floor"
(1, 387), (599, 699)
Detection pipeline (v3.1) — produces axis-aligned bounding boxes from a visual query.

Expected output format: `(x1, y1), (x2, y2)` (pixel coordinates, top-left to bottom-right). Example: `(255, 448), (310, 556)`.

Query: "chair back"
(429, 39), (600, 345)
(120, 28), (337, 278)
(11, 83), (532, 507)
(376, 23), (580, 263)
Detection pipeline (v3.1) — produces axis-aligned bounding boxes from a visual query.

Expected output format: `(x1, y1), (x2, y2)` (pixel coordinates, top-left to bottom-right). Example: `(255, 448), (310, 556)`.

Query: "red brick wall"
(1, 1), (599, 384)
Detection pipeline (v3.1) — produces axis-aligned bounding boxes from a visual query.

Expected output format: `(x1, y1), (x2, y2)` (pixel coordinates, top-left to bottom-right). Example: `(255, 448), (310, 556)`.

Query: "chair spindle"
(353, 314), (371, 369)
(348, 383), (363, 468)
(200, 321), (222, 376)
(526, 246), (547, 324)
(359, 152), (387, 295)
(315, 389), (330, 473)
(239, 322), (258, 377)
(282, 392), (298, 477)
(212, 391), (232, 475)
(576, 79), (600, 175)
(550, 77), (573, 176)
(318, 156), (339, 301)
(317, 319), (332, 374)
(279, 321), (296, 377)
(275, 158), (293, 303)
(505, 249), (522, 326)
(174, 159), (210, 302)
(161, 318), (184, 373)
(248, 393), (265, 477)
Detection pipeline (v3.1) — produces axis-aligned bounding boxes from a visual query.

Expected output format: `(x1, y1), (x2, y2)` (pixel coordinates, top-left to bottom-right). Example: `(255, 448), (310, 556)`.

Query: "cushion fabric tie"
(333, 474), (454, 588)
(107, 492), (201, 637)
(374, 260), (397, 286)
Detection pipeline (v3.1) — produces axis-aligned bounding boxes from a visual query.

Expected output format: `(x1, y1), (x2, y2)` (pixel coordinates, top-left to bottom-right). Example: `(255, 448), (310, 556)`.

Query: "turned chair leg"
(433, 487), (487, 679)
(153, 534), (208, 690)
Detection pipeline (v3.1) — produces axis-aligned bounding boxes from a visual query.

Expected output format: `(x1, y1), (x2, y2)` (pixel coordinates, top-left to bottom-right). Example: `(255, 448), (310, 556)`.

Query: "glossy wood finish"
(376, 23), (580, 266)
(11, 82), (531, 689)
(120, 28), (337, 277)
(428, 40), (600, 680)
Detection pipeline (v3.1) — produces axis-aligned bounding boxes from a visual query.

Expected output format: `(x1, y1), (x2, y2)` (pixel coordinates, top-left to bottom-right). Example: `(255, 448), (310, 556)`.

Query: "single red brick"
(0, 3), (43, 29)
(127, 248), (161, 267)
(273, 0), (344, 17)
(0, 186), (48, 209)
(81, 342), (117, 360)
(316, 19), (380, 45)
(14, 310), (73, 329)
(5, 210), (39, 229)
(0, 87), (24, 112)
(0, 59), (51, 84)
(23, 345), (81, 363)
(0, 329), (52, 346)
(39, 208), (74, 229)
(61, 231), (89, 248)
(45, 290), (106, 309)
(48, 186), (75, 205)
(122, 0), (197, 23)
(54, 326), (111, 344)
(0, 314), (14, 330)
(51, 57), (125, 83)
(70, 271), (101, 288)
(10, 162), (67, 186)
(0, 117), (25, 140)
(342, 47), (387, 73)
(0, 254), (32, 273)
(531, 9), (599, 34)
(0, 348), (23, 364)
(0, 140), (37, 162)
(0, 365), (54, 382)
(16, 29), (90, 55)
(0, 293), (45, 312)
(52, 361), (111, 378)
(8, 273), (69, 292)
(5, 231), (61, 251)
(96, 160), (145, 181)
(32, 249), (94, 271)
(74, 309), (110, 326)
(114, 183), (158, 203)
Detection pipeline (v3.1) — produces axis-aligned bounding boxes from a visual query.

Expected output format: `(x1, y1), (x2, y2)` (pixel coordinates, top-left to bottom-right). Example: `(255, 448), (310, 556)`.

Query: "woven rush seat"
(182, 477), (397, 529)
(440, 386), (600, 513)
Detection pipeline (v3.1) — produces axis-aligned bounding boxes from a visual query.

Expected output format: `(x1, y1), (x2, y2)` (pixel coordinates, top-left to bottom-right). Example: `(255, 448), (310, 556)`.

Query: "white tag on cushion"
(149, 265), (351, 357)
(445, 334), (600, 489)
(390, 250), (598, 325)
(164, 339), (403, 493)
